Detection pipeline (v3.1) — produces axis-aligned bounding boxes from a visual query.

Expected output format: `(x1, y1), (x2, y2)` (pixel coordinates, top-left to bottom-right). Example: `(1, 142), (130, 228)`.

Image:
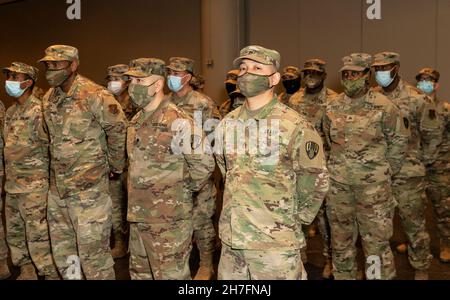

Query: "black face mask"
(225, 83), (237, 96)
(282, 79), (301, 94)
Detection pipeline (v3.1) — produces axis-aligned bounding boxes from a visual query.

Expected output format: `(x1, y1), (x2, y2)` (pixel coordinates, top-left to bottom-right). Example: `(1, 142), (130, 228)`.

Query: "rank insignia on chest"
(305, 141), (320, 160)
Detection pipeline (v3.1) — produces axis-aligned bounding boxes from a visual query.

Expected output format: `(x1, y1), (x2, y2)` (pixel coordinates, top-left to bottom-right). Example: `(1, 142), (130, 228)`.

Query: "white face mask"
(108, 81), (124, 95)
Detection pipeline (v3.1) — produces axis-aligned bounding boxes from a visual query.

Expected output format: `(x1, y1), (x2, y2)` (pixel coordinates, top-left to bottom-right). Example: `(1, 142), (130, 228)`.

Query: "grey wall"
(1, 0), (449, 108)
(0, 0), (202, 107)
(247, 0), (450, 100)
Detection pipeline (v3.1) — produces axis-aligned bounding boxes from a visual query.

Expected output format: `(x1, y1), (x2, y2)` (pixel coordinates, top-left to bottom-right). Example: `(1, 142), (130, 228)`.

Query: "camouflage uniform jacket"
(116, 93), (137, 121)
(215, 97), (329, 250)
(0, 100), (5, 179)
(374, 79), (442, 178)
(42, 74), (128, 198)
(429, 99), (450, 173)
(170, 90), (219, 126)
(4, 95), (49, 194)
(127, 97), (215, 224)
(323, 90), (409, 185)
(288, 87), (338, 156)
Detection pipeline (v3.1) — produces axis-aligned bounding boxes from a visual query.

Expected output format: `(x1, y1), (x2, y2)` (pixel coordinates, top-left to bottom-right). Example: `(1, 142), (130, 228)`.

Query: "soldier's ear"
(270, 72), (281, 87)
(435, 82), (440, 91)
(70, 60), (79, 72)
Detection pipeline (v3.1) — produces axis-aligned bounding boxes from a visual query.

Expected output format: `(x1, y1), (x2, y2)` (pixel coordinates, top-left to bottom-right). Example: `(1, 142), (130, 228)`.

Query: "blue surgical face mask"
(375, 68), (396, 87)
(5, 80), (28, 98)
(167, 75), (186, 93)
(417, 80), (435, 95)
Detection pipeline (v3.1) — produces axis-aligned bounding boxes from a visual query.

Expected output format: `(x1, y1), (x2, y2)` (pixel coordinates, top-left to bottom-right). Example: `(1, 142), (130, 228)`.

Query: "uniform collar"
(237, 96), (278, 121)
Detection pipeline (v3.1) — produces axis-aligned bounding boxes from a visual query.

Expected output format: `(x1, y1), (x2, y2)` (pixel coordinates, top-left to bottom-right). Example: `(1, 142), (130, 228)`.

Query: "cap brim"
(371, 61), (393, 67)
(233, 55), (273, 68)
(340, 66), (366, 72)
(2, 67), (14, 74)
(2, 67), (26, 75)
(281, 72), (299, 79)
(301, 67), (324, 73)
(124, 69), (148, 78)
(166, 65), (187, 72)
(38, 55), (70, 63)
(106, 73), (127, 80)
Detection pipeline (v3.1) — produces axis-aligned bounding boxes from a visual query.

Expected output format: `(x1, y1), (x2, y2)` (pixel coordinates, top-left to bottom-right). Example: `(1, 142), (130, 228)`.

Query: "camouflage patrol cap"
(233, 45), (281, 70)
(340, 53), (373, 72)
(281, 66), (300, 80)
(106, 64), (130, 80)
(416, 68), (440, 82)
(302, 59), (327, 73)
(39, 45), (79, 63)
(2, 62), (38, 82)
(225, 69), (240, 84)
(125, 58), (166, 78)
(167, 57), (195, 74)
(372, 52), (400, 67)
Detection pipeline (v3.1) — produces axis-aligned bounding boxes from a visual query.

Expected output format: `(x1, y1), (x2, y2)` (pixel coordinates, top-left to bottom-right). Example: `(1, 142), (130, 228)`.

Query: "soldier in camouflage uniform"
(278, 66), (301, 106)
(0, 97), (10, 280)
(106, 64), (133, 259)
(289, 58), (337, 279)
(2, 62), (59, 280)
(167, 57), (219, 280)
(215, 45), (329, 280)
(324, 53), (409, 280)
(219, 70), (246, 118)
(107, 64), (136, 121)
(415, 68), (450, 263)
(372, 52), (441, 280)
(125, 58), (215, 280)
(39, 45), (127, 280)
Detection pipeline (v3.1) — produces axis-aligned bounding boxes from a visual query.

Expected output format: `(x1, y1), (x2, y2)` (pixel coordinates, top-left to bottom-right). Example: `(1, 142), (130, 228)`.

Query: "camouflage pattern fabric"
(218, 243), (307, 280)
(289, 86), (337, 259)
(116, 93), (137, 121)
(323, 90), (409, 185)
(393, 177), (433, 270)
(129, 222), (192, 280)
(289, 86), (338, 157)
(2, 62), (38, 82)
(3, 94), (57, 276)
(109, 172), (128, 242)
(375, 79), (442, 271)
(323, 90), (409, 280)
(0, 100), (8, 262)
(3, 94), (49, 194)
(426, 100), (450, 242)
(169, 90), (219, 259)
(327, 179), (396, 280)
(5, 192), (58, 277)
(43, 74), (127, 280)
(215, 97), (329, 254)
(374, 79), (442, 177)
(127, 97), (215, 279)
